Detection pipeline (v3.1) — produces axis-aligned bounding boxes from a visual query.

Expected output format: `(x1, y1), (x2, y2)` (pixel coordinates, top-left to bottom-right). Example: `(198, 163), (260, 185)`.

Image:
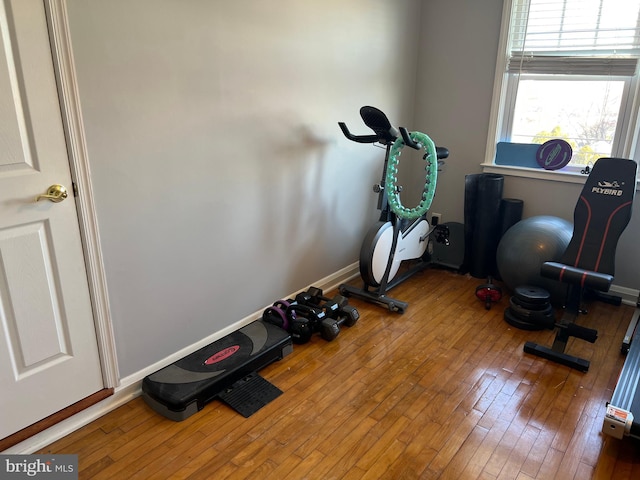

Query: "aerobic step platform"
(142, 320), (292, 421)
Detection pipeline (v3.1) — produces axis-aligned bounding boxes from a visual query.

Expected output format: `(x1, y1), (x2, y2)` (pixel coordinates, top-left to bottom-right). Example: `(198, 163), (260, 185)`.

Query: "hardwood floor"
(39, 268), (640, 479)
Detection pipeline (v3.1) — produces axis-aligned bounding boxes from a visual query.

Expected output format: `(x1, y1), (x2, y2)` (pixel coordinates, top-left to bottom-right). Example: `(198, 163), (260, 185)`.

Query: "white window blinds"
(507, 0), (640, 75)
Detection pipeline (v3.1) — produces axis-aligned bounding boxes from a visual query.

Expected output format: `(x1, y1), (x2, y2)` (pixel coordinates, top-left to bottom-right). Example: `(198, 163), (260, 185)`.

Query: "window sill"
(480, 163), (589, 184)
(481, 163), (640, 190)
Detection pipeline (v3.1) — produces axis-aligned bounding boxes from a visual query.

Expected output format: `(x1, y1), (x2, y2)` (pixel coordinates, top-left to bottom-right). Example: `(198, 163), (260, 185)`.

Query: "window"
(487, 0), (640, 172)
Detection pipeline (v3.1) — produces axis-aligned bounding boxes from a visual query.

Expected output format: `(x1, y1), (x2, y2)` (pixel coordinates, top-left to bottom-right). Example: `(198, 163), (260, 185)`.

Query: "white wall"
(413, 0), (503, 222)
(65, 0), (423, 377)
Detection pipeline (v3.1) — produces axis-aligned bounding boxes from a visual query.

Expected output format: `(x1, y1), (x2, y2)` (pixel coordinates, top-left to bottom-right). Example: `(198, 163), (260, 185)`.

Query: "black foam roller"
(498, 198), (524, 239)
(494, 198), (523, 280)
(462, 174), (481, 273)
(469, 174), (504, 279)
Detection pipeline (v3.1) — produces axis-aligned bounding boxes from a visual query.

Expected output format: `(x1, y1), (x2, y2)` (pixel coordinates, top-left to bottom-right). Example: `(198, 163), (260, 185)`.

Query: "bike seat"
(360, 106), (399, 143)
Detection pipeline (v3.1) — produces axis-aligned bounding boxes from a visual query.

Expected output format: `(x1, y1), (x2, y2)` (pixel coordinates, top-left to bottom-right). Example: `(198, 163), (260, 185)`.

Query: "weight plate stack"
(504, 285), (555, 331)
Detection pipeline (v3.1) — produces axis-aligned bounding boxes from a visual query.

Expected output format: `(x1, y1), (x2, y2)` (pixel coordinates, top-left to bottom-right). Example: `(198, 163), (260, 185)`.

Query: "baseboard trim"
(4, 263), (360, 454)
(0, 388), (114, 452)
(2, 384), (139, 454)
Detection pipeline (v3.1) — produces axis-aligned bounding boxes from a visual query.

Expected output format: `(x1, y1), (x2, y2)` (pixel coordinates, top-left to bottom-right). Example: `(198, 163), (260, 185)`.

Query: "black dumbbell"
(319, 308), (361, 341)
(298, 291), (345, 318)
(300, 287), (358, 324)
(338, 304), (359, 326)
(296, 291), (341, 317)
(285, 304), (327, 343)
(305, 287), (349, 308)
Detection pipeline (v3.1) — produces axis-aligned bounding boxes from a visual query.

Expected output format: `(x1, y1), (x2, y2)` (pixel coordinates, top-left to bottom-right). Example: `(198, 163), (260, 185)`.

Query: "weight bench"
(524, 157), (637, 372)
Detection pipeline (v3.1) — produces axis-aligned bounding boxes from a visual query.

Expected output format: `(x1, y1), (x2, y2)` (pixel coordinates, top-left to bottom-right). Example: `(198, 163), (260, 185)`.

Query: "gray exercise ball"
(496, 215), (572, 305)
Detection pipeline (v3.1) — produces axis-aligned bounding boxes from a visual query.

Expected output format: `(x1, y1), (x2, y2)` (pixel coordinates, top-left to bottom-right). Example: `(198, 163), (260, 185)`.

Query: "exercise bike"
(338, 106), (449, 313)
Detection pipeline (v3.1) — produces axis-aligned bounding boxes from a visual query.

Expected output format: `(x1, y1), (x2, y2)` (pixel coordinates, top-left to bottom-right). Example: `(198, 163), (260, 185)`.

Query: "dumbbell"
(319, 310), (360, 341)
(303, 287), (347, 308)
(298, 287), (360, 326)
(304, 285), (360, 342)
(285, 303), (327, 344)
(296, 291), (340, 317)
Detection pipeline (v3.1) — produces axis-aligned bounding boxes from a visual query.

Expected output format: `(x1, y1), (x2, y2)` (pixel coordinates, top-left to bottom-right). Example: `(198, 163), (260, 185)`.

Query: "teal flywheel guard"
(386, 131), (438, 220)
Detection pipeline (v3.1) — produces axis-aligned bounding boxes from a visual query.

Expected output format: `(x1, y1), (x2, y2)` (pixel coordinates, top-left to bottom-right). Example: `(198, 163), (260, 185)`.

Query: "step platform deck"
(142, 320), (292, 421)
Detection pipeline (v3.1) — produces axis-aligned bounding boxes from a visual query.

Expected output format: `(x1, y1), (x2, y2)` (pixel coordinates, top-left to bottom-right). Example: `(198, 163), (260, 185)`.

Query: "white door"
(0, 0), (104, 440)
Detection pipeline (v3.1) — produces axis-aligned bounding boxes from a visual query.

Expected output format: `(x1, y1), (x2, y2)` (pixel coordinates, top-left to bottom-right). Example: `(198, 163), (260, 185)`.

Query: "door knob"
(35, 184), (68, 203)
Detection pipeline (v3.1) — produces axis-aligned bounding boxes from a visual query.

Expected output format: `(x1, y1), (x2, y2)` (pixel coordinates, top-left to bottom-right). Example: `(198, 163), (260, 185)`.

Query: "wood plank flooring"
(38, 268), (640, 479)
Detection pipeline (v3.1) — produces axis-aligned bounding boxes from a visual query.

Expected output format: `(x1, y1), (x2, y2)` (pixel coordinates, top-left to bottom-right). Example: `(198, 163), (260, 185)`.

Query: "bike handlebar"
(399, 127), (420, 150)
(338, 122), (380, 144)
(339, 106), (449, 159)
(399, 127), (449, 159)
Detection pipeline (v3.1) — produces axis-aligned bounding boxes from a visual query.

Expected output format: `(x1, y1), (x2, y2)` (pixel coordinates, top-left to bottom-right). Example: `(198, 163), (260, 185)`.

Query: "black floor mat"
(217, 372), (283, 418)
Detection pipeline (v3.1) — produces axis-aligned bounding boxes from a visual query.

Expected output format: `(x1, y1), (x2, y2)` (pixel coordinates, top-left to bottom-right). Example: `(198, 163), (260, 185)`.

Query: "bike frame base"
(339, 283), (409, 314)
(340, 258), (431, 313)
